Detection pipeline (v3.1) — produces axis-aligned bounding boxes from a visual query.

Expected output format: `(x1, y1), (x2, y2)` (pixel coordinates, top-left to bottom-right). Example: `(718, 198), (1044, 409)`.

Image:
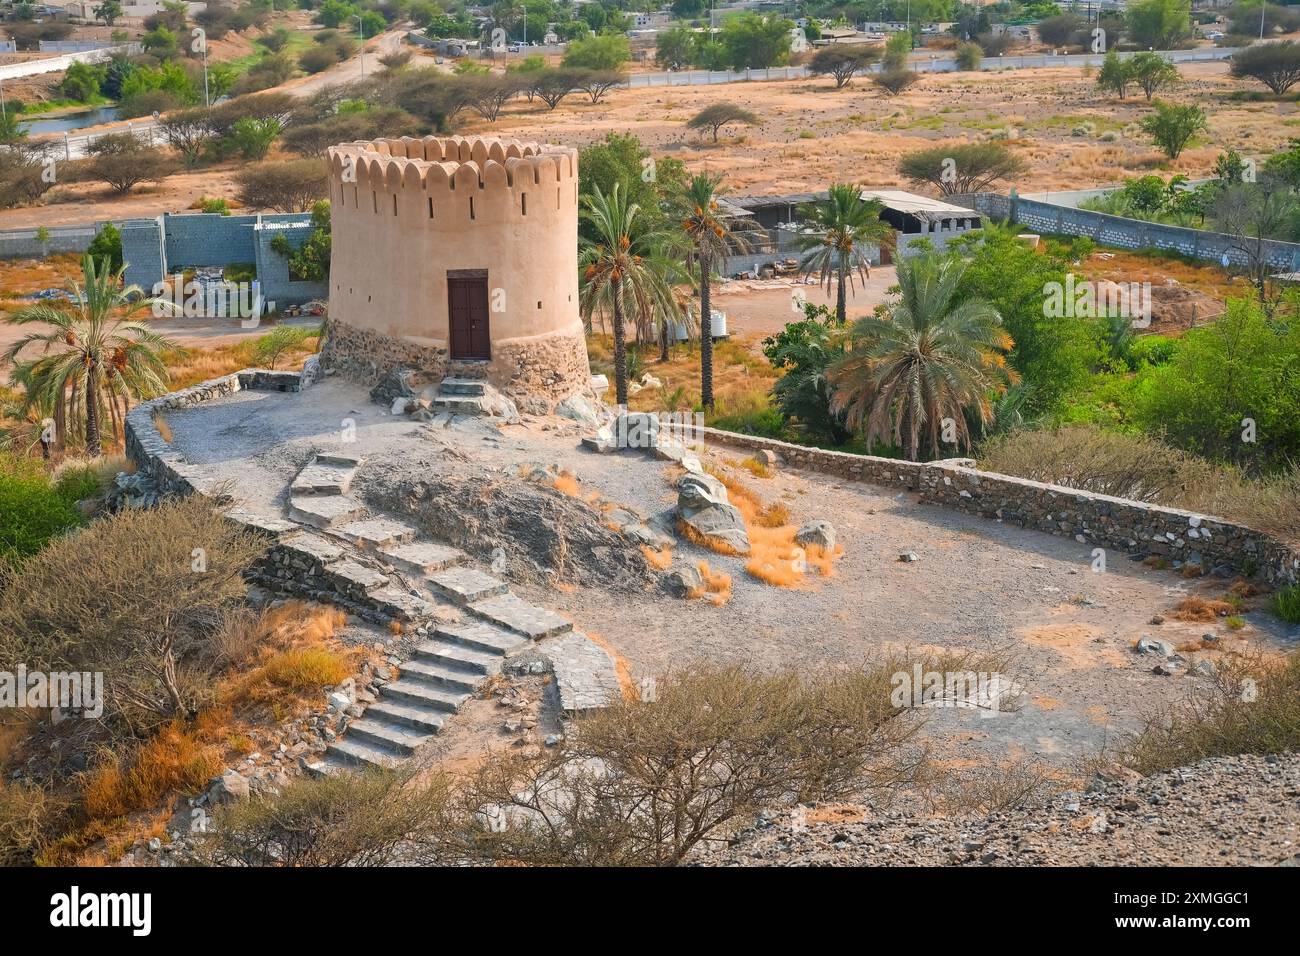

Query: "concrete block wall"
(0, 225), (99, 260)
(254, 215), (328, 306)
(120, 218), (166, 291)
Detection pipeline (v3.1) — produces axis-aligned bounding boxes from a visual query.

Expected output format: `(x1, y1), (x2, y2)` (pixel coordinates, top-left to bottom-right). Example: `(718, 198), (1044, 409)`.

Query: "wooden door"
(447, 273), (490, 360)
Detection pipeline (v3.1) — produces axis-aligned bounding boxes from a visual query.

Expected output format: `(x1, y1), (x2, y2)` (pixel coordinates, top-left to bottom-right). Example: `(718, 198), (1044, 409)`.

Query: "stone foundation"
(320, 318), (590, 412)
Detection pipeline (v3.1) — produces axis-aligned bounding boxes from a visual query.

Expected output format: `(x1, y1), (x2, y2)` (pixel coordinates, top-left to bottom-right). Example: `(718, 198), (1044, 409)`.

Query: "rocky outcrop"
(677, 471), (750, 555)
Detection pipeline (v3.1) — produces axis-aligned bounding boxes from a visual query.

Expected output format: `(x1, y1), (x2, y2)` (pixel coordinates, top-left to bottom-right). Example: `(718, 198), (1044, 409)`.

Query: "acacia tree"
(1128, 52), (1180, 100)
(898, 142), (1028, 196)
(828, 253), (1017, 461)
(686, 102), (760, 143)
(1230, 41), (1300, 95)
(1097, 51), (1133, 99)
(4, 255), (177, 452)
(579, 184), (679, 406)
(796, 184), (894, 325)
(808, 44), (881, 89)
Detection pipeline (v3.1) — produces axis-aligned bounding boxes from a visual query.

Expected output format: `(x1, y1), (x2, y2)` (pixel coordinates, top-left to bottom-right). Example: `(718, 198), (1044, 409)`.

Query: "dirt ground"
(160, 377), (1300, 766)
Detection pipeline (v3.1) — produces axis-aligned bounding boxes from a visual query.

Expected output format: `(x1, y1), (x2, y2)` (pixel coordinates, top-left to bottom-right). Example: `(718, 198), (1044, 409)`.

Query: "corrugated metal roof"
(860, 189), (981, 219)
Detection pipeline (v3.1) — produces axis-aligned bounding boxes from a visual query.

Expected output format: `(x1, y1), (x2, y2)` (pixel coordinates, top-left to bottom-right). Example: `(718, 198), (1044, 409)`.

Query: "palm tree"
(5, 254), (177, 454)
(797, 183), (894, 326)
(672, 172), (749, 410)
(579, 183), (680, 406)
(827, 252), (1018, 462)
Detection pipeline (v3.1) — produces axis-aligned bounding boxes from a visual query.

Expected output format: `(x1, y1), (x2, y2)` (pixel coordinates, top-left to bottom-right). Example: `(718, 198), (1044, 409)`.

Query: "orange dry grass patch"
(152, 413), (173, 442)
(224, 605), (354, 706)
(1171, 595), (1236, 623)
(1228, 578), (1263, 598)
(585, 631), (637, 700)
(552, 471), (581, 497)
(697, 561), (732, 606)
(81, 723), (222, 821)
(641, 544), (673, 570)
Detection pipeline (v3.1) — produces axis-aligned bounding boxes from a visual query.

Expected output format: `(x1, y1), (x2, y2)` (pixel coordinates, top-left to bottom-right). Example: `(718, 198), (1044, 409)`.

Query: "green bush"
(0, 458), (84, 565)
(86, 223), (123, 272)
(1274, 585), (1300, 624)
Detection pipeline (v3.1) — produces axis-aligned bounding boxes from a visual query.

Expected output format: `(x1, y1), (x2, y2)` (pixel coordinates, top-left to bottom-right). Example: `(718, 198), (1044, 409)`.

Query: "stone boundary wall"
(697, 427), (1300, 586)
(951, 193), (1300, 270)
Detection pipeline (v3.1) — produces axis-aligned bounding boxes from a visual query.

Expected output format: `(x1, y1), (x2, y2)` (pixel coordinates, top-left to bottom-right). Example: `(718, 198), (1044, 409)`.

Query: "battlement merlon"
(326, 137), (579, 198)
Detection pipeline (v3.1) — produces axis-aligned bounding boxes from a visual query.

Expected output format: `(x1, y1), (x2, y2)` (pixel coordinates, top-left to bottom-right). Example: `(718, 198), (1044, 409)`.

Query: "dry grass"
(551, 471), (582, 497)
(160, 332), (319, 390)
(640, 544), (673, 571)
(585, 631), (638, 700)
(152, 413), (173, 442)
(1171, 595), (1236, 623)
(697, 561), (732, 606)
(81, 723), (222, 822)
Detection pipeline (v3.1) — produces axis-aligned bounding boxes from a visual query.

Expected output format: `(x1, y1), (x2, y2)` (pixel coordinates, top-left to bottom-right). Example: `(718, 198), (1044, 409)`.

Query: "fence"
(625, 46), (1239, 88)
(951, 192), (1300, 271)
(0, 43), (138, 81)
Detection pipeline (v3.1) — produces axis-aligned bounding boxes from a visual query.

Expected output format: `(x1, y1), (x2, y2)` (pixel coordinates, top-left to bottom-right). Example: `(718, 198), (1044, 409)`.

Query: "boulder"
(677, 473), (749, 554)
(555, 391), (599, 426)
(300, 354), (323, 388)
(795, 520), (836, 551)
(1135, 636), (1174, 657)
(208, 771), (250, 805)
(615, 411), (660, 451)
(662, 564), (704, 597)
(678, 471), (728, 509)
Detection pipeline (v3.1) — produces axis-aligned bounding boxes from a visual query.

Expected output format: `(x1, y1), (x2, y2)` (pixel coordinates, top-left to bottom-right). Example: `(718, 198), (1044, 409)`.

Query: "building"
(322, 136), (590, 410)
(860, 189), (984, 260)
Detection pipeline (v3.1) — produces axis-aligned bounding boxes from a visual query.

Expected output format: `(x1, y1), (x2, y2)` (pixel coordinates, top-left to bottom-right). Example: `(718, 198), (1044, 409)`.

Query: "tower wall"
(322, 136), (589, 407)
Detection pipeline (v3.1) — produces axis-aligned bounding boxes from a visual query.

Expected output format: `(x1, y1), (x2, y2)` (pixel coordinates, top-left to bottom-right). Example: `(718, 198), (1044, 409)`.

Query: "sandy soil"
(159, 377), (1300, 766)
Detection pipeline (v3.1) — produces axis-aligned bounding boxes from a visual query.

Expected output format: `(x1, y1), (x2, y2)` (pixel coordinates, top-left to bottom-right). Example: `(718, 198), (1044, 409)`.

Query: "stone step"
(413, 639), (501, 675)
(432, 396), (487, 415)
(439, 377), (487, 397)
(346, 717), (436, 756)
(288, 494), (367, 529)
(396, 657), (484, 692)
(468, 592), (572, 639)
(379, 540), (466, 576)
(325, 736), (401, 770)
(332, 517), (417, 549)
(368, 586), (441, 622)
(381, 678), (472, 713)
(279, 533), (346, 567)
(435, 619), (531, 656)
(427, 566), (509, 605)
(291, 455), (363, 496)
(324, 559), (389, 599)
(363, 700), (446, 734)
(315, 452), (363, 468)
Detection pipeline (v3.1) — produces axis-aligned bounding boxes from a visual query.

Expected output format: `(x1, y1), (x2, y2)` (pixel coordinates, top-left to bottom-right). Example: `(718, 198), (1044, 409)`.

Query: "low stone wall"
(699, 427), (1300, 586)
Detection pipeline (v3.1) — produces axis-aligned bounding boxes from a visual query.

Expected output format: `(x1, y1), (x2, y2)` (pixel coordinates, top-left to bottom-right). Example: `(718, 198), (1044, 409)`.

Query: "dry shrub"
(640, 544), (673, 570)
(697, 561), (732, 605)
(1118, 648), (1300, 774)
(0, 779), (67, 866)
(258, 648), (349, 692)
(1229, 578), (1262, 598)
(1171, 595), (1235, 622)
(0, 495), (268, 738)
(585, 631), (637, 700)
(81, 722), (222, 821)
(738, 456), (773, 479)
(454, 663), (929, 866)
(222, 603), (352, 707)
(978, 424), (1300, 544)
(552, 471), (581, 497)
(757, 502), (790, 527)
(152, 413), (173, 443)
(927, 758), (1063, 816)
(200, 767), (458, 867)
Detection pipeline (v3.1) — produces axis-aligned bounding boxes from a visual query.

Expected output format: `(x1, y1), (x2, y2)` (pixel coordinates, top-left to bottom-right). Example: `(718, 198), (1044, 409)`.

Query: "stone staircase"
(270, 453), (580, 775)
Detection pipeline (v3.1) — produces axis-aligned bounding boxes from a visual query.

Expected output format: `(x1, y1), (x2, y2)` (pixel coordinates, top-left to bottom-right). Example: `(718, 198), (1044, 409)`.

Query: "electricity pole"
(355, 15), (366, 77)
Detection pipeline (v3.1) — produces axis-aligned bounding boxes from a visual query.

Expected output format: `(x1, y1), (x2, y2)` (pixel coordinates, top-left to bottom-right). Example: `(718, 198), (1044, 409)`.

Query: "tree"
(1230, 40), (1300, 94)
(562, 33), (631, 71)
(872, 67), (919, 95)
(655, 25), (696, 71)
(579, 184), (679, 407)
(809, 44), (881, 89)
(898, 142), (1028, 196)
(93, 0), (122, 26)
(719, 12), (794, 71)
(827, 253), (1016, 461)
(4, 255), (177, 452)
(160, 108), (216, 168)
(231, 116), (283, 160)
(1036, 13), (1085, 47)
(574, 69), (624, 105)
(61, 60), (105, 102)
(1140, 100), (1207, 159)
(87, 134), (175, 194)
(1124, 0), (1192, 50)
(236, 159), (329, 212)
(464, 74), (524, 122)
(1210, 182), (1300, 311)
(271, 200), (331, 280)
(1128, 51), (1180, 100)
(531, 68), (581, 110)
(796, 184), (894, 326)
(763, 307), (852, 445)
(954, 42), (982, 71)
(686, 102), (761, 143)
(1097, 50), (1132, 99)
(672, 173), (746, 408)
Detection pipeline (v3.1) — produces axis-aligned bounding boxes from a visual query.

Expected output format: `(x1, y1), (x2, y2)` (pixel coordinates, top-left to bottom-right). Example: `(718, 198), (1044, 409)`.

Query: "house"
(859, 189), (984, 260)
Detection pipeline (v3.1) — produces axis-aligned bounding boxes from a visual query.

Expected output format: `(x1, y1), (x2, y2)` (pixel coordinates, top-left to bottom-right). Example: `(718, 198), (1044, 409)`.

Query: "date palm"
(797, 183), (894, 325)
(580, 183), (680, 406)
(827, 252), (1017, 461)
(672, 172), (748, 410)
(5, 254), (177, 454)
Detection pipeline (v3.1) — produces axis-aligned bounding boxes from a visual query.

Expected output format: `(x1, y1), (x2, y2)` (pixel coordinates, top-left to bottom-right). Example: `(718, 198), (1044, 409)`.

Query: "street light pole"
(355, 15), (366, 77)
(203, 43), (210, 108)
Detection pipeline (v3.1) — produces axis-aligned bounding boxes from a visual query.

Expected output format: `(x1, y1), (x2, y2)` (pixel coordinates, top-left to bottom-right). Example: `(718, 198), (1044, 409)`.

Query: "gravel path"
(691, 752), (1300, 867)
